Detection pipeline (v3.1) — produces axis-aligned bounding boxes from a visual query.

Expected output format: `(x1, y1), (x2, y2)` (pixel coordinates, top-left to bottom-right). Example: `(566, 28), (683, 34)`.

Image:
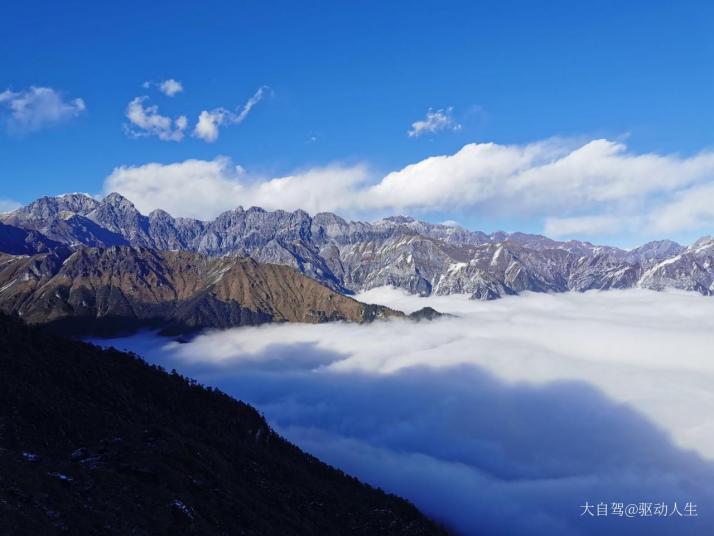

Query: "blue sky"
(2, 0), (713, 246)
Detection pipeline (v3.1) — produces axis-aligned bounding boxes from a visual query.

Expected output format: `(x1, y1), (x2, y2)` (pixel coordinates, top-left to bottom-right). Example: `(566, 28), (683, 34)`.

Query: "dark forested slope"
(0, 314), (446, 535)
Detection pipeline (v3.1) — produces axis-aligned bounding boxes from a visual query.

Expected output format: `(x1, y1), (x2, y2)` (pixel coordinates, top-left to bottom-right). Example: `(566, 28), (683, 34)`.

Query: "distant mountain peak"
(102, 192), (137, 210)
(148, 208), (173, 219)
(18, 193), (99, 220)
(689, 236), (714, 254)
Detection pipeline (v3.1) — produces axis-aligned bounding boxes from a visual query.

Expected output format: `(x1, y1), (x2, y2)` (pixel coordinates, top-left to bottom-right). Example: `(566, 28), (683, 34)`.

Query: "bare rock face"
(2, 194), (125, 247)
(2, 192), (712, 300)
(0, 246), (401, 335)
(637, 237), (714, 295)
(3, 193), (100, 223)
(625, 239), (685, 268)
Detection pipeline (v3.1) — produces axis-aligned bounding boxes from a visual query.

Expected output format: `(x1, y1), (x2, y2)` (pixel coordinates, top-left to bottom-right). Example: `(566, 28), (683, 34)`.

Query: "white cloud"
(141, 79), (184, 97)
(105, 158), (242, 218)
(103, 138), (714, 240)
(649, 183), (714, 233)
(544, 214), (626, 238)
(158, 79), (183, 97)
(364, 139), (714, 213)
(408, 107), (462, 137)
(124, 96), (187, 142)
(193, 86), (269, 142)
(104, 157), (368, 219)
(193, 109), (228, 143)
(0, 198), (22, 213)
(0, 86), (85, 133)
(104, 289), (714, 535)
(361, 139), (714, 239)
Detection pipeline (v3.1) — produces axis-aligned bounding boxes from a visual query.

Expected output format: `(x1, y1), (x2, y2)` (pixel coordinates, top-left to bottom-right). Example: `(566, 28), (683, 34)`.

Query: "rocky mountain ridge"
(2, 192), (712, 299)
(0, 246), (407, 335)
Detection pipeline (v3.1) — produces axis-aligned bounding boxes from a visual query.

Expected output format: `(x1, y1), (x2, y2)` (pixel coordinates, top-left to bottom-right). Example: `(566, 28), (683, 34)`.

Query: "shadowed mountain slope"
(0, 314), (448, 535)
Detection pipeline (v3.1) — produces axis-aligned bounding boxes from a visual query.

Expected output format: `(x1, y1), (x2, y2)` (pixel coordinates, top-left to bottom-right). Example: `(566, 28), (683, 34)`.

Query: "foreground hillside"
(2, 192), (713, 299)
(0, 314), (447, 535)
(0, 246), (403, 335)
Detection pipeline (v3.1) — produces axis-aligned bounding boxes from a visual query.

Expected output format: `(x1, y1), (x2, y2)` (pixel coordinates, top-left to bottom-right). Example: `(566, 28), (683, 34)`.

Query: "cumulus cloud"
(105, 158), (242, 218)
(103, 138), (714, 241)
(193, 110), (227, 143)
(408, 107), (462, 137)
(158, 78), (183, 96)
(141, 79), (184, 97)
(363, 139), (714, 215)
(102, 289), (714, 535)
(104, 156), (369, 219)
(124, 96), (187, 141)
(193, 86), (269, 142)
(0, 86), (85, 134)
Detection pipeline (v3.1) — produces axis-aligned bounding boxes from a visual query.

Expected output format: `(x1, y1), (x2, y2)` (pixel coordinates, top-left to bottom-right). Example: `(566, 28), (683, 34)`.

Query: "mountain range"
(1, 192), (713, 301)
(0, 245), (436, 335)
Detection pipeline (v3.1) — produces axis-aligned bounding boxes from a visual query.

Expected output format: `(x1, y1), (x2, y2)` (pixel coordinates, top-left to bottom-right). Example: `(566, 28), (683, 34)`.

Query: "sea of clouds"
(100, 288), (714, 535)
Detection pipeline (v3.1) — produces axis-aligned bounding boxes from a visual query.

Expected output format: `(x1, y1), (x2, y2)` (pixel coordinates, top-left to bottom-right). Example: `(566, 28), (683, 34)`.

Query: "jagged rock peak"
(148, 208), (174, 220)
(625, 240), (683, 265)
(101, 192), (137, 210)
(313, 212), (348, 226)
(19, 193), (99, 219)
(292, 208), (310, 219)
(689, 235), (714, 253)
